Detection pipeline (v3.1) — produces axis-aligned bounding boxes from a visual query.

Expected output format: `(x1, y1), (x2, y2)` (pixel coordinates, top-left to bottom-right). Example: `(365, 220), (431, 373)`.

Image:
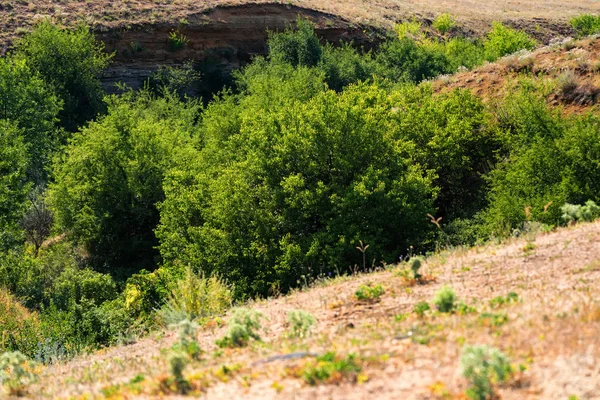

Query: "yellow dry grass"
(19, 220), (600, 399)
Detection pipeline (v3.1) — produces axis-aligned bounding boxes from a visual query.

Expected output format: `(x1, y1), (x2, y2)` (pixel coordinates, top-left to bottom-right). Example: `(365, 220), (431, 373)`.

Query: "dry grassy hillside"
(1, 0), (599, 48)
(20, 220), (600, 399)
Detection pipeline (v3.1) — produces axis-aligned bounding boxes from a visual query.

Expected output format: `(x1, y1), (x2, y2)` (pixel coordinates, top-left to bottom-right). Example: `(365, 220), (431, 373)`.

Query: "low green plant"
(561, 200), (600, 224)
(460, 345), (512, 400)
(216, 308), (264, 348)
(413, 301), (430, 317)
(433, 286), (457, 313)
(167, 30), (188, 51)
(489, 292), (519, 308)
(570, 14), (600, 36)
(433, 13), (456, 35)
(0, 351), (37, 396)
(300, 352), (361, 385)
(354, 283), (385, 303)
(409, 257), (423, 280)
(286, 310), (316, 338)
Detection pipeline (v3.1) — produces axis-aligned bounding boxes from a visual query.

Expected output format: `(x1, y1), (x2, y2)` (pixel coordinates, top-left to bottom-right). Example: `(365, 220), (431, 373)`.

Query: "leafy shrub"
(216, 308), (264, 348)
(375, 37), (450, 82)
(394, 19), (423, 40)
(561, 200), (600, 223)
(167, 30), (189, 52)
(320, 43), (376, 91)
(557, 70), (578, 95)
(433, 13), (456, 35)
(48, 91), (201, 274)
(489, 292), (519, 308)
(570, 14), (600, 36)
(389, 85), (498, 219)
(268, 18), (323, 67)
(432, 286), (457, 313)
(0, 351), (37, 396)
(484, 83), (600, 234)
(20, 187), (53, 253)
(484, 22), (535, 61)
(149, 62), (201, 97)
(444, 37), (486, 70)
(0, 290), (41, 358)
(300, 352), (361, 385)
(460, 345), (512, 400)
(354, 284), (385, 303)
(15, 20), (111, 131)
(286, 310), (316, 338)
(159, 267), (232, 325)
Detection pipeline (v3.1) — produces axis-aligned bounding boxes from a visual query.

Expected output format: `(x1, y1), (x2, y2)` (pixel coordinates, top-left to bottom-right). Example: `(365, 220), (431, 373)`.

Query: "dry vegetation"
(434, 36), (600, 114)
(1, 0), (599, 49)
(19, 220), (600, 399)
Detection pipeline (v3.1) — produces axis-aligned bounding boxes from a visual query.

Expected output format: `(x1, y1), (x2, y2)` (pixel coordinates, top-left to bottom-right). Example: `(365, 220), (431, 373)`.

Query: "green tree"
(0, 121), (30, 249)
(48, 91), (201, 275)
(0, 57), (61, 183)
(157, 83), (436, 298)
(15, 20), (112, 131)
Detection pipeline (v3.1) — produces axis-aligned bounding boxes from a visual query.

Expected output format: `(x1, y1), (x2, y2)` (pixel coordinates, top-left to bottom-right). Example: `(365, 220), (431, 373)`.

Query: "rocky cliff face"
(98, 3), (379, 93)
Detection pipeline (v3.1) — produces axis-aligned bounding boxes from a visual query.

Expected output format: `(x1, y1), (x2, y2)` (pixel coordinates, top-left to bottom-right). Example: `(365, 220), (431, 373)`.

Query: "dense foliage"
(2, 17), (598, 358)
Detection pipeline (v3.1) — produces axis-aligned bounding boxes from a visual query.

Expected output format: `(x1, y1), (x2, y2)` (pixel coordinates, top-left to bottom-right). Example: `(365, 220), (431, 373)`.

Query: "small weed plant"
(354, 283), (385, 303)
(489, 292), (519, 308)
(300, 352), (361, 385)
(0, 351), (37, 396)
(460, 345), (512, 400)
(216, 308), (264, 348)
(433, 286), (457, 313)
(167, 30), (189, 51)
(287, 310), (316, 338)
(414, 301), (430, 317)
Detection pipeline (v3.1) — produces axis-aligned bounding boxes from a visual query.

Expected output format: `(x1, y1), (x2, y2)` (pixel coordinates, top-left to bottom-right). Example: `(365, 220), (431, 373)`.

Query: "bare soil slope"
(23, 220), (600, 399)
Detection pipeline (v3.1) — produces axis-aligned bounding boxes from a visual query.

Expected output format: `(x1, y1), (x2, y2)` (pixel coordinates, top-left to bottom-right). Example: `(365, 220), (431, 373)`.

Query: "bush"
(484, 83), (600, 234)
(48, 91), (202, 274)
(375, 37), (450, 82)
(433, 13), (456, 35)
(216, 308), (264, 348)
(433, 286), (457, 313)
(320, 43), (376, 91)
(159, 267), (232, 325)
(148, 62), (201, 97)
(561, 200), (600, 223)
(15, 20), (111, 131)
(413, 301), (430, 317)
(268, 18), (323, 67)
(484, 22), (535, 61)
(460, 345), (512, 400)
(444, 37), (486, 71)
(570, 14), (600, 37)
